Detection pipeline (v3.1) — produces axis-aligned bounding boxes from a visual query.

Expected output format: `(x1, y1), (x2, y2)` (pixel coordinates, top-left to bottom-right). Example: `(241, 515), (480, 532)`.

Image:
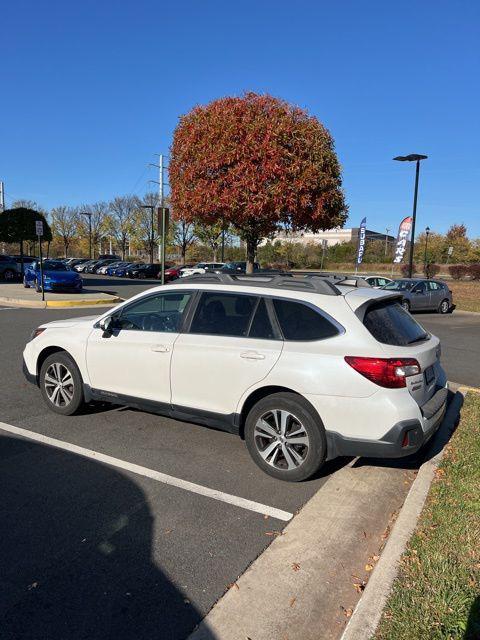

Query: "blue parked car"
(113, 262), (142, 277)
(23, 260), (83, 293)
(105, 261), (132, 276)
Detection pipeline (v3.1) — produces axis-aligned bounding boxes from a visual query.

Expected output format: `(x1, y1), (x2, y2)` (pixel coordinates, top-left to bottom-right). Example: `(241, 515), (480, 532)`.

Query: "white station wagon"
(23, 274), (448, 481)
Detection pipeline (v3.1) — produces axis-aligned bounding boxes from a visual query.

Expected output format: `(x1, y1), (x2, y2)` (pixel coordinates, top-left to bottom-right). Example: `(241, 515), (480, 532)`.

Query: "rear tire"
(39, 351), (85, 415)
(438, 299), (450, 314)
(245, 393), (326, 482)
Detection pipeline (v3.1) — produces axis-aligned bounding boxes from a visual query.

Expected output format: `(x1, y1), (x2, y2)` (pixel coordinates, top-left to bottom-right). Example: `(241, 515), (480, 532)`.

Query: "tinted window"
(116, 291), (192, 332)
(428, 281), (442, 291)
(190, 292), (256, 337)
(273, 299), (339, 341)
(364, 301), (429, 346)
(249, 299), (276, 340)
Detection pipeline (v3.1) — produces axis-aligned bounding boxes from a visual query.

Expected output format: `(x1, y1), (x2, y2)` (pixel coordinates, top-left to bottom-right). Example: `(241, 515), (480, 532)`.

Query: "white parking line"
(0, 421), (293, 522)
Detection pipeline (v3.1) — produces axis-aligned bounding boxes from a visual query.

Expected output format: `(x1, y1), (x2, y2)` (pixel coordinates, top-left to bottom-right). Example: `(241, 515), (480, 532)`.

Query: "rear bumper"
(325, 386), (448, 460)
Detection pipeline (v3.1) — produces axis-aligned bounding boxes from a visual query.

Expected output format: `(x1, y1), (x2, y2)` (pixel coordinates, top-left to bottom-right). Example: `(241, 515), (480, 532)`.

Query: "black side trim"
(22, 358), (37, 386)
(87, 387), (239, 435)
(326, 419), (426, 460)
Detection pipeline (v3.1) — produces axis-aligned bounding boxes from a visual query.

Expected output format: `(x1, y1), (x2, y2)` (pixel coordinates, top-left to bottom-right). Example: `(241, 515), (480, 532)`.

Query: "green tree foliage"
(0, 208), (52, 269)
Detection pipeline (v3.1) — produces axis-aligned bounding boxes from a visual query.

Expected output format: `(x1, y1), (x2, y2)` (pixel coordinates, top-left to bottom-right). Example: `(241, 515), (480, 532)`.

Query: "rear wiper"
(408, 334), (429, 344)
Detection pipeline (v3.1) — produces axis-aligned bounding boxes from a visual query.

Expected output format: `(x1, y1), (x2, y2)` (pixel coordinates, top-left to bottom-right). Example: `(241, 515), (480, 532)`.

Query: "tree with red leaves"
(169, 92), (348, 273)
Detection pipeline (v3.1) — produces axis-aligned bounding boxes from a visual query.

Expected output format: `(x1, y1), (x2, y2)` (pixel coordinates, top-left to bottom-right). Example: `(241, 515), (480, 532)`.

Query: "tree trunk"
(64, 240), (69, 259)
(246, 237), (257, 274)
(213, 248), (217, 262)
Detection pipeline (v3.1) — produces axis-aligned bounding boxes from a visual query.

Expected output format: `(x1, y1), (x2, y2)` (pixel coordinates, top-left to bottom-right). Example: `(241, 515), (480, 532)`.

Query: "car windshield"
(42, 261), (71, 271)
(383, 279), (416, 291)
(219, 263), (240, 271)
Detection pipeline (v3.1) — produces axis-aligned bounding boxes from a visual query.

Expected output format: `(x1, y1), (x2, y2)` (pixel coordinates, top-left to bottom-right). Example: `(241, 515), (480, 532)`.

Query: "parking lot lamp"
(393, 154), (428, 277)
(424, 226), (430, 272)
(80, 212), (93, 259)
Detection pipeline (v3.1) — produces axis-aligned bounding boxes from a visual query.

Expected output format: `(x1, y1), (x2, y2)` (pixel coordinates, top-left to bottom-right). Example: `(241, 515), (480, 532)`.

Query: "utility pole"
(0, 181), (5, 212)
(149, 153), (167, 283)
(385, 228), (390, 256)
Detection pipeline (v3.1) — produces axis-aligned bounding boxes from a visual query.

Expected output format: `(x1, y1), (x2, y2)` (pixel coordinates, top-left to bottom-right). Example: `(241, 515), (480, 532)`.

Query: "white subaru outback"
(23, 274), (448, 481)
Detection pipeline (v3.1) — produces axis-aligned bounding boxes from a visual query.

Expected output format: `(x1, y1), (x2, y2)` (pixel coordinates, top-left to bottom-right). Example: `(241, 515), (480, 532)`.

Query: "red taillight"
(344, 356), (421, 388)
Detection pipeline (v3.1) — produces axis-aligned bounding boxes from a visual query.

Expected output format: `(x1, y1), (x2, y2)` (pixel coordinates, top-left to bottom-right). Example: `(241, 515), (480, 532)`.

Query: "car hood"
(43, 270), (79, 279)
(40, 315), (98, 329)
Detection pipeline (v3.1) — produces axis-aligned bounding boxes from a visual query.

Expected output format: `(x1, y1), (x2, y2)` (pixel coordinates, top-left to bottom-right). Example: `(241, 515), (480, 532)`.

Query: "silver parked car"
(382, 278), (454, 314)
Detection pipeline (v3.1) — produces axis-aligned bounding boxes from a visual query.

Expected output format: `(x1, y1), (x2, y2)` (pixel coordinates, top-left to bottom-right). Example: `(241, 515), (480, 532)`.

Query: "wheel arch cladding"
(238, 386), (322, 439)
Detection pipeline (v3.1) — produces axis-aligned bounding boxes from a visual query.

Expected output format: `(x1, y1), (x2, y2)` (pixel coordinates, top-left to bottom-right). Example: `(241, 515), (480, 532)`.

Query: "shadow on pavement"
(465, 595), (480, 639)
(0, 434), (217, 640)
(83, 276), (159, 295)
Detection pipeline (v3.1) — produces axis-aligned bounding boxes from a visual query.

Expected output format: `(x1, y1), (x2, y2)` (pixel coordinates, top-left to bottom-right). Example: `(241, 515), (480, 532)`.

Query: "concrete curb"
(0, 295), (122, 309)
(339, 390), (465, 640)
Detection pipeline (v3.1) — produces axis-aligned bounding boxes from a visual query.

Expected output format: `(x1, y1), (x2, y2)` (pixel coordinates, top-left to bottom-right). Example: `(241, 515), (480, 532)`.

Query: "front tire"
(438, 299), (450, 314)
(401, 299), (410, 312)
(245, 393), (326, 482)
(39, 352), (85, 415)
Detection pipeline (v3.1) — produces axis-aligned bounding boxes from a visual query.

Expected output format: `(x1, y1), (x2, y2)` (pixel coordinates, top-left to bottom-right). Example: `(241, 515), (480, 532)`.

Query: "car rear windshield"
(363, 300), (429, 346)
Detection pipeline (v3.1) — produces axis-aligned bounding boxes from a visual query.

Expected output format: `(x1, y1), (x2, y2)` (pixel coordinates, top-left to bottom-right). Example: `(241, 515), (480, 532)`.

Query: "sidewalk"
(0, 282), (122, 308)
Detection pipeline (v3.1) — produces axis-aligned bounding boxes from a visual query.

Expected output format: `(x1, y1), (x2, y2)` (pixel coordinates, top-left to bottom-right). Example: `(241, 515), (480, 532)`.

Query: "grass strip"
(375, 392), (480, 639)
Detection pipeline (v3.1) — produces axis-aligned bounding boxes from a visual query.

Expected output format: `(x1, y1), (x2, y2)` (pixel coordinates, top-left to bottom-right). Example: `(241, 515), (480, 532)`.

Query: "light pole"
(385, 227), (390, 256)
(393, 154), (428, 277)
(80, 212), (93, 259)
(141, 205), (155, 265)
(424, 226), (430, 273)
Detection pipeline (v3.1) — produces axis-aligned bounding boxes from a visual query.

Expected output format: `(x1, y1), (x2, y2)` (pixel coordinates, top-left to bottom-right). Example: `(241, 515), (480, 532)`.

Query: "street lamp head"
(393, 154), (428, 162)
(426, 226), (430, 233)
(79, 211), (92, 217)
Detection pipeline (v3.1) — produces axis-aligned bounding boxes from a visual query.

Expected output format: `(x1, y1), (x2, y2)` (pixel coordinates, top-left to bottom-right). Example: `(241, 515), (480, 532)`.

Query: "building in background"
(260, 227), (396, 247)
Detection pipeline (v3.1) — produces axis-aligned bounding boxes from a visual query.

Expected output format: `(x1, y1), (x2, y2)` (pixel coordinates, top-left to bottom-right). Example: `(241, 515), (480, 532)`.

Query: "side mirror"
(99, 316), (115, 335)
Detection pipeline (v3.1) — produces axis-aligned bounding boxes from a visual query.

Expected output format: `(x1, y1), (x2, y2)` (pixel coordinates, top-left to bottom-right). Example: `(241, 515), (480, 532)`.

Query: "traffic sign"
(35, 221), (44, 237)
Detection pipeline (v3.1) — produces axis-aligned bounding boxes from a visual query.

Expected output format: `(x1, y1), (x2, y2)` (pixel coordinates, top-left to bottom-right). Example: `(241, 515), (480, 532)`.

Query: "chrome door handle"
(240, 351), (265, 360)
(151, 345), (170, 353)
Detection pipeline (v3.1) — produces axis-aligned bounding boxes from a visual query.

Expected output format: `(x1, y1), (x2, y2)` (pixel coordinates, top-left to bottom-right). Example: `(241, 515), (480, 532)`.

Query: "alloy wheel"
(253, 409), (310, 470)
(440, 300), (449, 313)
(44, 362), (75, 407)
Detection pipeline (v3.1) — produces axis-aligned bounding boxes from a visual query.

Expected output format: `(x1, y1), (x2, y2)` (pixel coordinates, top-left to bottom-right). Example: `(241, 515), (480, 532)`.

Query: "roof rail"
(304, 274), (372, 288)
(176, 272), (341, 296)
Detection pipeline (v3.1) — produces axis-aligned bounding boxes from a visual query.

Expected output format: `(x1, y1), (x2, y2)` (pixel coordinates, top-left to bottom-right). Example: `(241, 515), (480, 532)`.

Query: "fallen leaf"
(292, 562), (301, 572)
(227, 582), (240, 590)
(265, 530), (282, 537)
(289, 597), (296, 607)
(365, 564), (374, 572)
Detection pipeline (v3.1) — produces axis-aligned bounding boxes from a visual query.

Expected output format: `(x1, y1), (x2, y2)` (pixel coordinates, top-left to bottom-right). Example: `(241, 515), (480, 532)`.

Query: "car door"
(427, 281), (443, 310)
(410, 282), (430, 310)
(85, 290), (193, 404)
(170, 292), (283, 416)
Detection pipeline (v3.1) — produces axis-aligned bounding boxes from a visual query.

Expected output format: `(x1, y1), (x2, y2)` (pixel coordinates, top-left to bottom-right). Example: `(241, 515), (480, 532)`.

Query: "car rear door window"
(190, 292), (257, 337)
(272, 299), (339, 341)
(363, 300), (429, 346)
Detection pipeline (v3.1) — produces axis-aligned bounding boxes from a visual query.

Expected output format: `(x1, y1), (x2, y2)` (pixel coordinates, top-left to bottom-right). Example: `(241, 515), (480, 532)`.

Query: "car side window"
(412, 283), (426, 293)
(427, 282), (440, 291)
(377, 278), (389, 287)
(190, 292), (256, 337)
(248, 299), (276, 340)
(115, 291), (192, 332)
(272, 299), (339, 341)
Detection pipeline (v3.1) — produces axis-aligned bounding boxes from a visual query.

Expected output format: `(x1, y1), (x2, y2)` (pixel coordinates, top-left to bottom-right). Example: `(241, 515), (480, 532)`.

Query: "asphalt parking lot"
(1, 276), (478, 639)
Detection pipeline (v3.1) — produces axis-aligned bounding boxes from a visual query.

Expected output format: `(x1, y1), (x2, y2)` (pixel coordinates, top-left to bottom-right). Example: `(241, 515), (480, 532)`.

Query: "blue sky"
(1, 0), (479, 235)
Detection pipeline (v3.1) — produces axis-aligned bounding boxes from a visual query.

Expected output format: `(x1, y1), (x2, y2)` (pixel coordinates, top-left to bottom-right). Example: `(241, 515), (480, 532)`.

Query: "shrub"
(449, 264), (468, 280)
(467, 263), (480, 280)
(400, 263), (417, 277)
(424, 263), (441, 278)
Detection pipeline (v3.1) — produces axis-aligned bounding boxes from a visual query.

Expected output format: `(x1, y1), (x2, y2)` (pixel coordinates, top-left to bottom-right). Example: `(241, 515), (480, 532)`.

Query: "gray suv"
(0, 255), (19, 281)
(382, 278), (454, 314)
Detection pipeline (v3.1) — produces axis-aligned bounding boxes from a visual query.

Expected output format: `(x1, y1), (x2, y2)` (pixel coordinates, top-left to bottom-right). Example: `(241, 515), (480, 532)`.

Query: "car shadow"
(465, 595), (480, 639)
(352, 389), (463, 472)
(0, 434), (218, 640)
(83, 275), (160, 293)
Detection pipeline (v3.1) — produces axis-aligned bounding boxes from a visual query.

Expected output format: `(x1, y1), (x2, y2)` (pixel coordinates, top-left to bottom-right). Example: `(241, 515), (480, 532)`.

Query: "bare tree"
(77, 201), (110, 258)
(174, 219), (196, 264)
(108, 195), (139, 259)
(194, 221), (225, 262)
(51, 206), (79, 258)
